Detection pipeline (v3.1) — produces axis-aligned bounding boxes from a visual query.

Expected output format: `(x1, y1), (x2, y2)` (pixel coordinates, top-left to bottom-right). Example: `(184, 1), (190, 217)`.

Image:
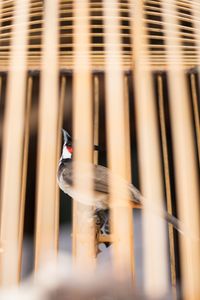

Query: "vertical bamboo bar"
(157, 75), (177, 299)
(93, 75), (99, 165)
(0, 0), (29, 286)
(124, 76), (132, 182)
(73, 0), (96, 268)
(190, 74), (200, 164)
(191, 0), (200, 166)
(103, 0), (134, 281)
(55, 76), (66, 251)
(130, 0), (168, 297)
(34, 0), (59, 271)
(18, 76), (33, 279)
(191, 1), (200, 80)
(0, 76), (2, 103)
(162, 2), (200, 299)
(0, 1), (2, 29)
(124, 75), (135, 279)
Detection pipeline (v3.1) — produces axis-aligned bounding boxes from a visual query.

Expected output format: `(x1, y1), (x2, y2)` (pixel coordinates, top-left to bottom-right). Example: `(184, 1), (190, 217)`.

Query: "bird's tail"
(129, 184), (184, 234)
(163, 211), (184, 234)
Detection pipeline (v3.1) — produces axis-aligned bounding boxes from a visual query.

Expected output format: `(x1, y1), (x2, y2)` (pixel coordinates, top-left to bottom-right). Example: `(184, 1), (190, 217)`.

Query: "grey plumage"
(58, 160), (141, 208)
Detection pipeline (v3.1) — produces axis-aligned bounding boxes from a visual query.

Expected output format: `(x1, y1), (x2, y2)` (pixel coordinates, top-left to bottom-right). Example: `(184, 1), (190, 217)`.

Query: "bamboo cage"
(0, 0), (199, 299)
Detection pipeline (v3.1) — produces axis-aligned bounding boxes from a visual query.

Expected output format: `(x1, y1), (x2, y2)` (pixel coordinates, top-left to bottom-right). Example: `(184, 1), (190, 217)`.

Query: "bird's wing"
(59, 161), (109, 193)
(94, 164), (144, 205)
(59, 161), (143, 202)
(93, 164), (143, 207)
(93, 164), (109, 194)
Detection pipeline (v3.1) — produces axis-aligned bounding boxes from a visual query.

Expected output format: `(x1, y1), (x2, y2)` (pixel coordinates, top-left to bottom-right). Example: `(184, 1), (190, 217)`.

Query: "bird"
(57, 129), (183, 251)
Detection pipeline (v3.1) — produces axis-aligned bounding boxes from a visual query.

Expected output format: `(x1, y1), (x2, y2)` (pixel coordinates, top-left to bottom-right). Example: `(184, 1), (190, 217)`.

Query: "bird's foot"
(94, 208), (111, 255)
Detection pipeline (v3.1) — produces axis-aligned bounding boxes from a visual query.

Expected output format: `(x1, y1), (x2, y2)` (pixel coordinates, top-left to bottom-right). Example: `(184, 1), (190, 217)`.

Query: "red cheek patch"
(67, 146), (73, 153)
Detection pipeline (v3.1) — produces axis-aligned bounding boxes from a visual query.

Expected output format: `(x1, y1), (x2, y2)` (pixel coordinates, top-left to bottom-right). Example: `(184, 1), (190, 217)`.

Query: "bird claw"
(94, 208), (111, 255)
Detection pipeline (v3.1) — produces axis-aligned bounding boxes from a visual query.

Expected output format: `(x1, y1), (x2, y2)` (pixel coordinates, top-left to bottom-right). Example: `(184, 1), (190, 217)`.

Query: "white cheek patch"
(62, 145), (72, 159)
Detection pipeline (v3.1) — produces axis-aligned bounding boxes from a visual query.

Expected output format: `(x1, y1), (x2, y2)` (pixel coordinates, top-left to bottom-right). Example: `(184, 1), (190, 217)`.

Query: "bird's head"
(61, 129), (73, 159)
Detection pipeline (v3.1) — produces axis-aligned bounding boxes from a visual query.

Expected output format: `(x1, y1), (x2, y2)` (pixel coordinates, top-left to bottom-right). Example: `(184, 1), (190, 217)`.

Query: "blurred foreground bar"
(0, 0), (29, 285)
(34, 0), (59, 270)
(131, 0), (168, 297)
(104, 0), (134, 281)
(162, 1), (200, 299)
(72, 0), (96, 269)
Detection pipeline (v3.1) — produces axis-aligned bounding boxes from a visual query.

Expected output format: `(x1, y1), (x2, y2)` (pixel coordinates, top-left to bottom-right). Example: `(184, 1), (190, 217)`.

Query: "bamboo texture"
(124, 75), (135, 280)
(130, 0), (169, 297)
(103, 0), (134, 281)
(0, 1), (199, 299)
(72, 0), (96, 269)
(18, 76), (33, 279)
(34, 0), (59, 270)
(0, 0), (200, 70)
(191, 1), (200, 165)
(93, 75), (99, 165)
(162, 1), (200, 299)
(190, 74), (200, 165)
(157, 75), (177, 299)
(55, 76), (66, 252)
(0, 0), (29, 285)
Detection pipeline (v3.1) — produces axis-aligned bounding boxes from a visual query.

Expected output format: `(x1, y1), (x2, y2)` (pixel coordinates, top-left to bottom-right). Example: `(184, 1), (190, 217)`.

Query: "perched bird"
(57, 129), (183, 249)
